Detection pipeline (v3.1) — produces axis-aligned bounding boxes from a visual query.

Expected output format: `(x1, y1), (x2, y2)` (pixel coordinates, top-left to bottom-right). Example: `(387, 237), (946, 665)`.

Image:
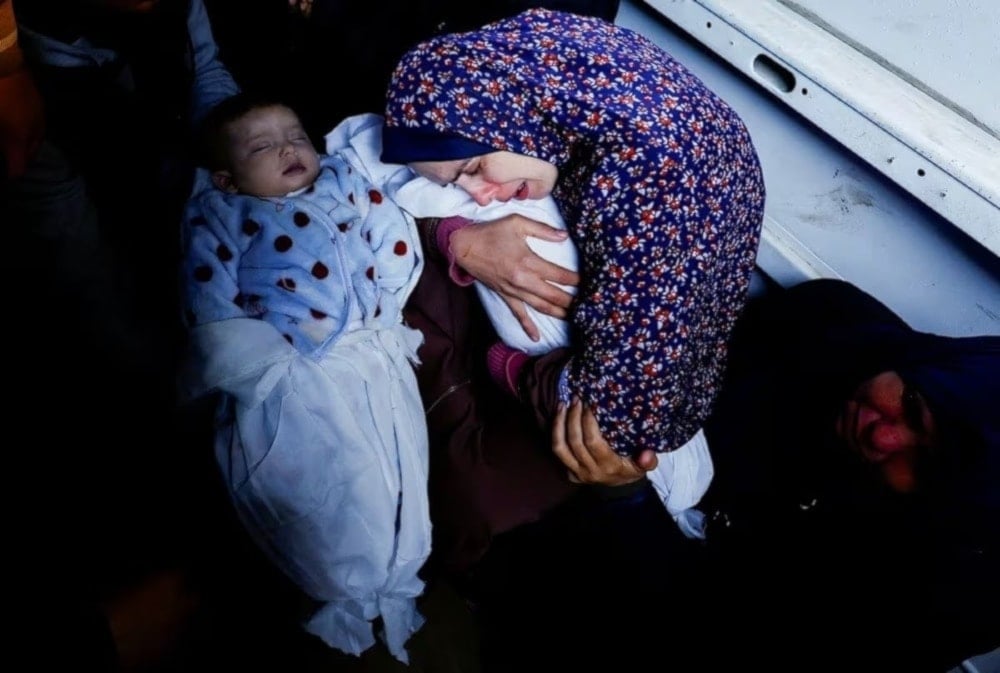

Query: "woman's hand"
(552, 399), (658, 486)
(449, 213), (579, 341)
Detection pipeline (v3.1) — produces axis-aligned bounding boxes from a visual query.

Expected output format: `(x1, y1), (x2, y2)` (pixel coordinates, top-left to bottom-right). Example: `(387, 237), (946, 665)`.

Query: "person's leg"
(7, 137), (213, 605)
(472, 483), (703, 671)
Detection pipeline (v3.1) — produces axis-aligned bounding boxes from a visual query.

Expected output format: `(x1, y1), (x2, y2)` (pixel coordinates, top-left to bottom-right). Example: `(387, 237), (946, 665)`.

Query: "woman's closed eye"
(452, 157), (482, 183)
(901, 385), (928, 434)
(464, 158), (482, 176)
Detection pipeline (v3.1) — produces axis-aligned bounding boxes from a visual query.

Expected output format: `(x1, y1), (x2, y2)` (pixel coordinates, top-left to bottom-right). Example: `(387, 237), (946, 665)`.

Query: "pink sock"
(486, 342), (531, 397)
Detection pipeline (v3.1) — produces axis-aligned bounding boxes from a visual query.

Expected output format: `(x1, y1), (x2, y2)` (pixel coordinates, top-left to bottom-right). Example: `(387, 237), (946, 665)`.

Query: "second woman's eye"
(901, 385), (926, 433)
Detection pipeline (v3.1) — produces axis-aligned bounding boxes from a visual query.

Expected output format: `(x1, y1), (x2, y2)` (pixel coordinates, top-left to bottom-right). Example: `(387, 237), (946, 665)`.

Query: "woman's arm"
(187, 0), (240, 124)
(0, 0), (43, 179)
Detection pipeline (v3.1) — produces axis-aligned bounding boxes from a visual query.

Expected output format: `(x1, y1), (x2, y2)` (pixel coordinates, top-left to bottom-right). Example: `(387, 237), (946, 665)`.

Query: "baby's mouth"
(283, 162), (306, 176)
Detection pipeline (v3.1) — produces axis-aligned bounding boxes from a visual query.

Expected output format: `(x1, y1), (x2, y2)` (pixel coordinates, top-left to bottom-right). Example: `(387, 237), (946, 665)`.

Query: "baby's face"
(223, 105), (321, 197)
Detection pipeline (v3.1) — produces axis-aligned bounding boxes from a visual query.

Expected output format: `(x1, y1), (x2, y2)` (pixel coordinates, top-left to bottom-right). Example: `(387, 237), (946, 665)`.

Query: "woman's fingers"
(520, 217), (570, 241)
(502, 295), (540, 342)
(552, 402), (583, 480)
(554, 401), (657, 486)
(451, 214), (579, 319)
(566, 399), (600, 479)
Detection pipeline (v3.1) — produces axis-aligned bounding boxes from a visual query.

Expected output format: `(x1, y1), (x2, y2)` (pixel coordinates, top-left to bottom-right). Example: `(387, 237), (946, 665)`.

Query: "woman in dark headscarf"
(381, 8), (765, 458)
(541, 277), (999, 671)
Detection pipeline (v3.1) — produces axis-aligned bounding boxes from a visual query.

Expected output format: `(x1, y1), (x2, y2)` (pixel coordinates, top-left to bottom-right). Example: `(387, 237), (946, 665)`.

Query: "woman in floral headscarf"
(382, 8), (765, 458)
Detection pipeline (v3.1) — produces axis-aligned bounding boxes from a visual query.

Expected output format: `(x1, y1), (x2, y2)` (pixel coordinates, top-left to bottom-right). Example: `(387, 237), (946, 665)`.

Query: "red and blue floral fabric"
(383, 9), (765, 455)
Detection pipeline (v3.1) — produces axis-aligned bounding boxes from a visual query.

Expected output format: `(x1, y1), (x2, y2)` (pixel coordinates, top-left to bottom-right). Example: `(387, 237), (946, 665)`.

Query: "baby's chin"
(286, 165), (321, 193)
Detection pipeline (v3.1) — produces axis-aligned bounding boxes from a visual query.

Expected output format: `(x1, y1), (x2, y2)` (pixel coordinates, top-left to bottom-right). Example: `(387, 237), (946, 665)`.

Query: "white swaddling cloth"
(325, 113), (714, 526)
(391, 176), (578, 355)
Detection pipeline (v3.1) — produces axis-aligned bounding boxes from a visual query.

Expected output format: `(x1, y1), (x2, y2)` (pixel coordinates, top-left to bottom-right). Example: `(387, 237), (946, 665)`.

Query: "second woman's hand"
(552, 399), (658, 486)
(449, 213), (579, 341)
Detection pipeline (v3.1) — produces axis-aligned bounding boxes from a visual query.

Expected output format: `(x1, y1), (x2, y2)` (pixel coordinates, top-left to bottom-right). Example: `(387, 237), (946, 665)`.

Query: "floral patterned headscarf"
(383, 9), (766, 455)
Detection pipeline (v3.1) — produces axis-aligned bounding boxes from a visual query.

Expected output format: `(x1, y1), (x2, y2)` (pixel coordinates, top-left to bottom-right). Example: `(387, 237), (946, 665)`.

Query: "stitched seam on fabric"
(425, 380), (471, 415)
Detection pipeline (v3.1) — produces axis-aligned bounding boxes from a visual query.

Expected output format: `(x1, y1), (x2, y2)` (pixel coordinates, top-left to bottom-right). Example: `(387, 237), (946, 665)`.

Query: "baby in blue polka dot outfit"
(181, 95), (429, 663)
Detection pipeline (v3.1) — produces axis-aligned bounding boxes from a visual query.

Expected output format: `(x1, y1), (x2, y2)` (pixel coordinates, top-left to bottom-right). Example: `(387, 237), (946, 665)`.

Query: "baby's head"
(202, 94), (321, 197)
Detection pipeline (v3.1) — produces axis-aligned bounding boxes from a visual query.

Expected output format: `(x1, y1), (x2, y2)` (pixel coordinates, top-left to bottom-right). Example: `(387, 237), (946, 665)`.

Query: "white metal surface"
(615, 0), (1000, 337)
(640, 0), (1000, 258)
(787, 0), (998, 136)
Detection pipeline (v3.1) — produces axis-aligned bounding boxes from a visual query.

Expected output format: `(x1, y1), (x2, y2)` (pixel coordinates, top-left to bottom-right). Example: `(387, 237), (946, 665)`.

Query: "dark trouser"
(472, 481), (704, 672)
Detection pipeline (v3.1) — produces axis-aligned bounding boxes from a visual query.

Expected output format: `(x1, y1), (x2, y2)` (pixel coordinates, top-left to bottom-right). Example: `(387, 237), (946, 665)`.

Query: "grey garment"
(4, 140), (165, 375)
(5, 141), (109, 279)
(17, 0), (238, 124)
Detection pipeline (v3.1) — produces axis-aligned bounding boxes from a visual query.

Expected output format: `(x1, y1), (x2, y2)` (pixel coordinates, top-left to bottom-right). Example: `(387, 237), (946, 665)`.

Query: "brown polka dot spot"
(374, 305), (381, 318)
(274, 235), (293, 252)
(242, 218), (261, 235)
(283, 334), (293, 345)
(190, 216), (207, 227)
(194, 265), (213, 282)
(312, 261), (329, 279)
(293, 211), (310, 227)
(393, 240), (408, 256)
(348, 192), (355, 204)
(366, 266), (375, 280)
(369, 189), (383, 204)
(310, 309), (327, 320)
(217, 244), (233, 262)
(337, 222), (349, 232)
(277, 278), (296, 291)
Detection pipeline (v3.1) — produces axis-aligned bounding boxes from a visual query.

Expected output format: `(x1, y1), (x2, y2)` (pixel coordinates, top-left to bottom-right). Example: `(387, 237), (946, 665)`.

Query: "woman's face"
(410, 151), (558, 206)
(834, 371), (937, 493)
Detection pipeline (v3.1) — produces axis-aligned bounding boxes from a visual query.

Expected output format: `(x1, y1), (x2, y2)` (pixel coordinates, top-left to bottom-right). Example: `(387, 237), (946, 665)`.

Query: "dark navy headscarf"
(846, 303), (999, 521)
(783, 280), (1000, 539)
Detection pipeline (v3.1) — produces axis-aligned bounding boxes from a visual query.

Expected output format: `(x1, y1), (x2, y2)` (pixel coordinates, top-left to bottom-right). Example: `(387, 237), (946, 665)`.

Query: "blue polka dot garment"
(183, 153), (421, 357)
(383, 9), (765, 456)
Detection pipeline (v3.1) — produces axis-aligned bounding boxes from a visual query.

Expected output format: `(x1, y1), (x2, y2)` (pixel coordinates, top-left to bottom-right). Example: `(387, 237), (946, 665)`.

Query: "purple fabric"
(383, 9), (765, 456)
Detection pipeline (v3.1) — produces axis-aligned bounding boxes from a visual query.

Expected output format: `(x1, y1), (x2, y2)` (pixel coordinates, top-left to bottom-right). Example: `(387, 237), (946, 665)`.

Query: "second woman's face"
(410, 151), (558, 206)
(834, 371), (937, 493)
